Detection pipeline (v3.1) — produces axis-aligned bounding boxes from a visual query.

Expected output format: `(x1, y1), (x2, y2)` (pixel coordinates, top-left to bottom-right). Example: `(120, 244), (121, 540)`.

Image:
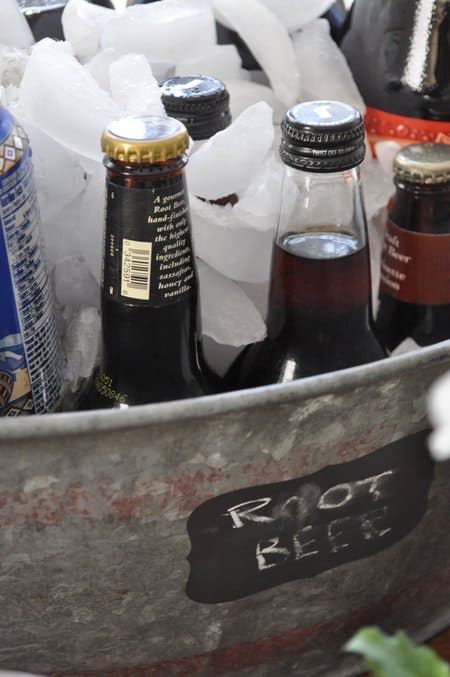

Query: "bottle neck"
(390, 178), (450, 234)
(276, 166), (368, 249)
(100, 154), (199, 355)
(267, 166), (375, 341)
(101, 154), (194, 303)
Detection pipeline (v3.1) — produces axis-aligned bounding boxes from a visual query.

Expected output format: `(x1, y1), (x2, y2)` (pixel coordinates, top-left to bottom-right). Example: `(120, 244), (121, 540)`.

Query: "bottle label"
(0, 126), (62, 416)
(104, 179), (195, 307)
(365, 107), (450, 154)
(380, 219), (450, 305)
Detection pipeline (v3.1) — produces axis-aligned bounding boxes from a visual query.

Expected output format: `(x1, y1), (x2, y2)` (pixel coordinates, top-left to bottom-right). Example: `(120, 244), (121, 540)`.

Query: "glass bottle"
(226, 100), (386, 389)
(82, 115), (217, 409)
(341, 0), (450, 149)
(161, 75), (236, 207)
(376, 143), (450, 350)
(0, 105), (63, 416)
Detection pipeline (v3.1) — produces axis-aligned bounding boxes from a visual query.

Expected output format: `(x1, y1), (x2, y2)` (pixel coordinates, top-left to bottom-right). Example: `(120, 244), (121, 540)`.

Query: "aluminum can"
(0, 105), (62, 415)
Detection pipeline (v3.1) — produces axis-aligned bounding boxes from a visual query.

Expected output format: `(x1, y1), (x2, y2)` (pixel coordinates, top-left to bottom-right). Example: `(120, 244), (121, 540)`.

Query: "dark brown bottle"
(82, 115), (217, 409)
(226, 101), (386, 389)
(376, 142), (450, 350)
(341, 0), (450, 149)
(161, 75), (237, 208)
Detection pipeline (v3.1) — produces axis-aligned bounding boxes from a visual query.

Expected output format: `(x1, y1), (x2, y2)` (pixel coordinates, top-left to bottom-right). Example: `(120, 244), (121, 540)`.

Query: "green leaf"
(344, 627), (450, 677)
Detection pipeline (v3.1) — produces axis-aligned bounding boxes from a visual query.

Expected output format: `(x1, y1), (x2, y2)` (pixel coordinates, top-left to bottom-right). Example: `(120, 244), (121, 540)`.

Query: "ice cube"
(292, 19), (365, 113)
(213, 0), (301, 108)
(375, 140), (402, 177)
(62, 0), (114, 62)
(226, 79), (285, 124)
(368, 207), (387, 313)
(201, 337), (242, 378)
(390, 337), (421, 357)
(259, 0), (335, 32)
(54, 256), (100, 310)
(187, 101), (274, 200)
(0, 0), (34, 49)
(23, 120), (87, 224)
(100, 0), (216, 66)
(0, 83), (20, 109)
(428, 371), (450, 461)
(85, 47), (119, 92)
(239, 280), (269, 318)
(0, 46), (29, 88)
(197, 259), (266, 346)
(148, 62), (175, 84)
(361, 155), (395, 221)
(19, 39), (122, 161)
(77, 162), (105, 284)
(109, 54), (165, 116)
(63, 306), (101, 393)
(233, 152), (284, 232)
(190, 196), (275, 283)
(40, 195), (84, 272)
(175, 45), (249, 83)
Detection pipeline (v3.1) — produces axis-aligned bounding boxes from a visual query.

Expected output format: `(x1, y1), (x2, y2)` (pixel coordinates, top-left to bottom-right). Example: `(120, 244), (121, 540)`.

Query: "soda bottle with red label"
(341, 0), (450, 150)
(376, 142), (450, 350)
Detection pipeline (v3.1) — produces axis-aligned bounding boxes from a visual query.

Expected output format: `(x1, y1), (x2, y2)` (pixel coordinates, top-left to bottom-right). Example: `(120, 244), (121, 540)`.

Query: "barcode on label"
(121, 238), (152, 300)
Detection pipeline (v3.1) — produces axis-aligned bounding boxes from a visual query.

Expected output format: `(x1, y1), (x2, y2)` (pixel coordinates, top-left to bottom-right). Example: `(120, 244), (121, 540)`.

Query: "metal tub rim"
(1, 340), (450, 441)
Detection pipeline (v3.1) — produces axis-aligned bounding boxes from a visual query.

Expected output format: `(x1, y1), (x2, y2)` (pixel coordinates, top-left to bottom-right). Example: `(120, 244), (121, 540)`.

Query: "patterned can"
(0, 105), (62, 416)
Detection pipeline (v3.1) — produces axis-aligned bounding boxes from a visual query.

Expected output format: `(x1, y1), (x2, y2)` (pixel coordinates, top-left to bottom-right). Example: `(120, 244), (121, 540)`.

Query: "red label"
(380, 220), (450, 305)
(365, 107), (450, 155)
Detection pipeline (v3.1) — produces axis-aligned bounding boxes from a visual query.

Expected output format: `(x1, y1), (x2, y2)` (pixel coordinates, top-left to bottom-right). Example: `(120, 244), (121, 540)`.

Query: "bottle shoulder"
(225, 333), (386, 391)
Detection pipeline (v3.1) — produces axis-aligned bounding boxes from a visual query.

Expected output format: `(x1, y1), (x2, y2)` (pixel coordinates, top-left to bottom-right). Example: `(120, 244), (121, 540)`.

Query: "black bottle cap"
(160, 75), (231, 141)
(280, 100), (366, 172)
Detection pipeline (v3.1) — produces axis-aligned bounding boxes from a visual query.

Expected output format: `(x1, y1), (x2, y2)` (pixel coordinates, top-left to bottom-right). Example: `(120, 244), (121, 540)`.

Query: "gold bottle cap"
(101, 115), (189, 164)
(394, 143), (450, 185)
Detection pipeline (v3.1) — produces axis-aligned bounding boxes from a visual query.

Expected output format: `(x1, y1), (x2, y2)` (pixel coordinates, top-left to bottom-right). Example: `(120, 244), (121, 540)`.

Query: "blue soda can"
(0, 105), (62, 416)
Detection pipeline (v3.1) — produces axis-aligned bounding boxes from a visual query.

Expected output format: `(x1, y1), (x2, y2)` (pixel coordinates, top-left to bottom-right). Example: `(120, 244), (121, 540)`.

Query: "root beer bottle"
(161, 75), (237, 207)
(341, 0), (450, 150)
(226, 101), (386, 389)
(83, 115), (217, 409)
(376, 143), (450, 350)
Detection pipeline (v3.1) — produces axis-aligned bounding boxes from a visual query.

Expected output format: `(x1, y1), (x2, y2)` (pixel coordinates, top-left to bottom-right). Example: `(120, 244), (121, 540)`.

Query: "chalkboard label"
(186, 431), (433, 604)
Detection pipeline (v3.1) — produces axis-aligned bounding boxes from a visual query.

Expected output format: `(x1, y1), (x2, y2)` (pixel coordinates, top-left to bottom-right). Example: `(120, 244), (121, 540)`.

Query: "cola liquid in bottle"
(226, 101), (386, 389)
(376, 143), (450, 350)
(81, 115), (217, 409)
(341, 0), (450, 149)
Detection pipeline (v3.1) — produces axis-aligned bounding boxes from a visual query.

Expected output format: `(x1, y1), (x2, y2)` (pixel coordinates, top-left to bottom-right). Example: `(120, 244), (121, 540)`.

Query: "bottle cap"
(393, 143), (450, 185)
(101, 115), (189, 164)
(160, 75), (231, 140)
(280, 100), (365, 172)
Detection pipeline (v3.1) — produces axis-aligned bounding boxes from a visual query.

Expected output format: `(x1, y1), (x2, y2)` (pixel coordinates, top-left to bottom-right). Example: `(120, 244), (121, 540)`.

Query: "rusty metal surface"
(0, 343), (449, 675)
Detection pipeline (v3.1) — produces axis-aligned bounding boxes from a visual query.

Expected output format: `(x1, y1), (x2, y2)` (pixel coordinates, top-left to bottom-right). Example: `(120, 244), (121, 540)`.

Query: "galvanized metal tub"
(0, 343), (449, 676)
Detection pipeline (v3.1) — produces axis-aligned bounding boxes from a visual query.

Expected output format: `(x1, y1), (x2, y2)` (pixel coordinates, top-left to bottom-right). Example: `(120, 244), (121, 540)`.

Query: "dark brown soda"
(376, 182), (450, 350)
(82, 158), (217, 410)
(227, 230), (386, 389)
